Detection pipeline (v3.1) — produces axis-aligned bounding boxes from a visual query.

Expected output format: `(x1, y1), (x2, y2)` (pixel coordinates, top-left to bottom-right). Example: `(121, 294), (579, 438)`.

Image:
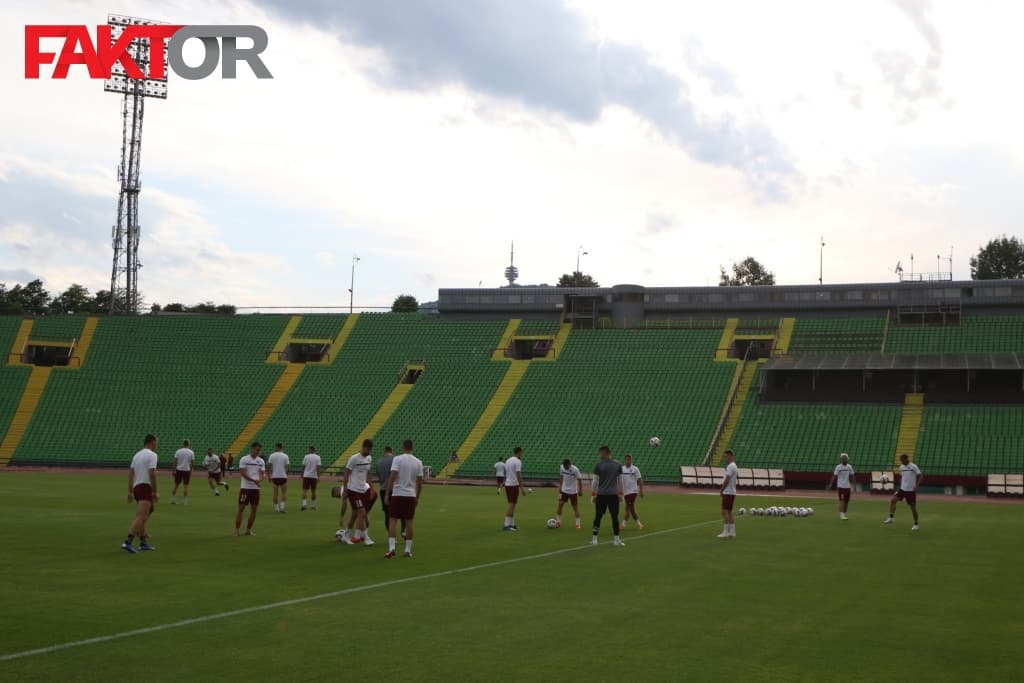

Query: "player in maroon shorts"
(234, 443), (265, 536)
(122, 434), (159, 553)
(384, 439), (424, 558)
(884, 453), (923, 530)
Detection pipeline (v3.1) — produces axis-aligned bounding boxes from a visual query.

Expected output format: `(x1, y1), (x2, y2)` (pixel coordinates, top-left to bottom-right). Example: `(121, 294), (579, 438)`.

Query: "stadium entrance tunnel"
(21, 343), (74, 367)
(730, 337), (774, 360)
(283, 342), (330, 363)
(507, 337), (553, 360)
(759, 352), (1024, 403)
(400, 362), (425, 384)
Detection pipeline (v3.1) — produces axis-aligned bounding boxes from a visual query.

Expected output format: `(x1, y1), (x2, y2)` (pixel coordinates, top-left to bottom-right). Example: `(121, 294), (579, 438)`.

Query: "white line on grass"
(0, 519), (717, 663)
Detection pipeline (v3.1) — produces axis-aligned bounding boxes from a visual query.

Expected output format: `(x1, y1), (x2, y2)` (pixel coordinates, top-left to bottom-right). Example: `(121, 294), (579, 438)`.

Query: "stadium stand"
(886, 315), (1024, 353)
(2, 309), (1023, 485)
(786, 317), (885, 354)
(915, 406), (1024, 476)
(727, 371), (903, 474)
(252, 315), (508, 475)
(0, 317), (32, 452)
(466, 327), (734, 481)
(10, 316), (289, 465)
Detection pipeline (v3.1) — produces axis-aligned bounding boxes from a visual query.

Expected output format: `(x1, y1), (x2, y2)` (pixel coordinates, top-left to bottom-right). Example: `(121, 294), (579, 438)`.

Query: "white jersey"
(494, 461), (506, 478)
(899, 462), (921, 491)
(722, 462), (739, 495)
(620, 465), (642, 495)
(504, 456), (522, 487)
(130, 448), (158, 486)
(268, 451), (290, 479)
(302, 453), (322, 478)
(833, 463), (854, 488)
(345, 453), (372, 492)
(204, 454), (221, 473)
(390, 452), (424, 497)
(239, 455), (265, 490)
(173, 448), (194, 471)
(559, 465), (582, 494)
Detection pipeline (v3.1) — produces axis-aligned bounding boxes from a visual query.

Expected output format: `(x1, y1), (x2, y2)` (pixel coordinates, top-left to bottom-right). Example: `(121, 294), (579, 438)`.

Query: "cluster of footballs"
(738, 506), (814, 518)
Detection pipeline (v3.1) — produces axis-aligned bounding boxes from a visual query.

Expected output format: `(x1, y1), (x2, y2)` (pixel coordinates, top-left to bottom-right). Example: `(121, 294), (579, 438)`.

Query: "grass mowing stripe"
(0, 518), (718, 663)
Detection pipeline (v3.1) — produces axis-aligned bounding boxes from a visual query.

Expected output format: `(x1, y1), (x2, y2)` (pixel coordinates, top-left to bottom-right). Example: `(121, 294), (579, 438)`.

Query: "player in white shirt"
(267, 442), (291, 513)
(204, 447), (229, 496)
(384, 439), (424, 558)
(553, 458), (583, 529)
(339, 439), (375, 545)
(122, 434), (159, 553)
(300, 445), (322, 511)
(234, 442), (265, 536)
(619, 454), (645, 529)
(170, 439), (195, 505)
(502, 447), (528, 531)
(718, 449), (739, 538)
(884, 453), (923, 530)
(494, 457), (506, 494)
(826, 452), (855, 520)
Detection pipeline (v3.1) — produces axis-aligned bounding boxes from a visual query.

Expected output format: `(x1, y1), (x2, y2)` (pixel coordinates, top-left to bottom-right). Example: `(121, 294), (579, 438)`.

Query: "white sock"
(183, 497), (188, 505)
(311, 502), (317, 510)
(388, 537), (396, 552)
(575, 517), (580, 525)
(556, 514), (561, 523)
(404, 540), (412, 554)
(280, 502), (285, 511)
(504, 516), (512, 527)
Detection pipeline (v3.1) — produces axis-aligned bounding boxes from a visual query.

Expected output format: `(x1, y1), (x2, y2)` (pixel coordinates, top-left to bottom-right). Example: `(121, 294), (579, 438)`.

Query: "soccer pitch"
(0, 473), (1020, 682)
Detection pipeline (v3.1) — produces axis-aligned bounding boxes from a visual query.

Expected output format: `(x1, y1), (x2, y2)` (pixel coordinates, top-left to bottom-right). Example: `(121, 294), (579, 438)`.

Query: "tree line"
(0, 281), (237, 316)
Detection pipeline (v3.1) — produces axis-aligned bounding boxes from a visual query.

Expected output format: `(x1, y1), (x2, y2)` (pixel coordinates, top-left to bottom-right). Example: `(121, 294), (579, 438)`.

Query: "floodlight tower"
(105, 14), (169, 314)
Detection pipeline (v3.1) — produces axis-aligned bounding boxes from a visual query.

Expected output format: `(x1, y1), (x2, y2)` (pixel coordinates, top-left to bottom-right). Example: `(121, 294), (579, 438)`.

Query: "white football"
(649, 436), (661, 447)
(738, 508), (746, 516)
(335, 529), (346, 542)
(807, 507), (815, 516)
(546, 518), (559, 529)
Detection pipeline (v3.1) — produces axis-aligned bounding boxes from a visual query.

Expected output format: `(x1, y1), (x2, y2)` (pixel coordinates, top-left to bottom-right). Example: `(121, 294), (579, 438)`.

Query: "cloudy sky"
(2, 0), (1021, 309)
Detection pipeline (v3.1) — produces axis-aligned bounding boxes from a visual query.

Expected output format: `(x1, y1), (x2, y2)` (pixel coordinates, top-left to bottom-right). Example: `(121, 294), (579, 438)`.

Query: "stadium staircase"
(707, 317), (794, 465)
(0, 367), (51, 465)
(0, 317), (99, 465)
(893, 393), (924, 467)
(438, 317), (541, 478)
(438, 360), (529, 478)
(329, 379), (417, 471)
(227, 314), (359, 458)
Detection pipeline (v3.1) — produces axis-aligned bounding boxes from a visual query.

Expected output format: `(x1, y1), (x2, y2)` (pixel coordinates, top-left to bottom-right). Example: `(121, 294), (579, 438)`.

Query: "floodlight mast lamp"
(105, 14), (168, 315)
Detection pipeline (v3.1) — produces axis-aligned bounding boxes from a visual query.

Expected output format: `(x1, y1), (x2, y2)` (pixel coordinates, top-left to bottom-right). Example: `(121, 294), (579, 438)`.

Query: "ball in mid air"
(649, 436), (661, 447)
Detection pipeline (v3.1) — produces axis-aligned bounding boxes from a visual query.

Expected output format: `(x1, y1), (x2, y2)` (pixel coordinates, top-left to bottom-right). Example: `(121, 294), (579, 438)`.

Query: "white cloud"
(1, 0), (1023, 308)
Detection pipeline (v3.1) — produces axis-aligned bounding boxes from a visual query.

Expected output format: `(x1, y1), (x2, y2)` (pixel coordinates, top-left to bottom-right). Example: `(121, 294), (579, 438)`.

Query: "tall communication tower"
(104, 14), (168, 314)
(504, 241), (519, 287)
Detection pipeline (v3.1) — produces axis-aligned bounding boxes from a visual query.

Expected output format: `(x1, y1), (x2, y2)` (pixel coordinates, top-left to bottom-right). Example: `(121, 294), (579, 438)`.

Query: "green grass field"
(0, 472), (1021, 682)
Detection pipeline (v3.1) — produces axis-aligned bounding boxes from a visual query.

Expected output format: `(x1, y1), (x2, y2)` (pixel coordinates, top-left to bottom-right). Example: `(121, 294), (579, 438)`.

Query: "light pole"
(348, 255), (360, 314)
(818, 236), (825, 285)
(576, 245), (588, 274)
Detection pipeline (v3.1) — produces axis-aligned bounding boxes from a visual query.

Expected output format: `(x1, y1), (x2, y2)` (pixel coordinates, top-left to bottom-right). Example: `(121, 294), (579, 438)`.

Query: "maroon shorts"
(837, 487), (852, 502)
(133, 483), (154, 502)
(389, 495), (418, 520)
(894, 490), (917, 505)
(302, 477), (318, 491)
(721, 494), (736, 511)
(208, 471), (222, 482)
(365, 487), (379, 511)
(559, 492), (578, 504)
(174, 470), (191, 485)
(346, 489), (369, 509)
(272, 477), (287, 486)
(496, 477), (503, 486)
(505, 486), (520, 503)
(238, 488), (261, 507)
(625, 493), (638, 506)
